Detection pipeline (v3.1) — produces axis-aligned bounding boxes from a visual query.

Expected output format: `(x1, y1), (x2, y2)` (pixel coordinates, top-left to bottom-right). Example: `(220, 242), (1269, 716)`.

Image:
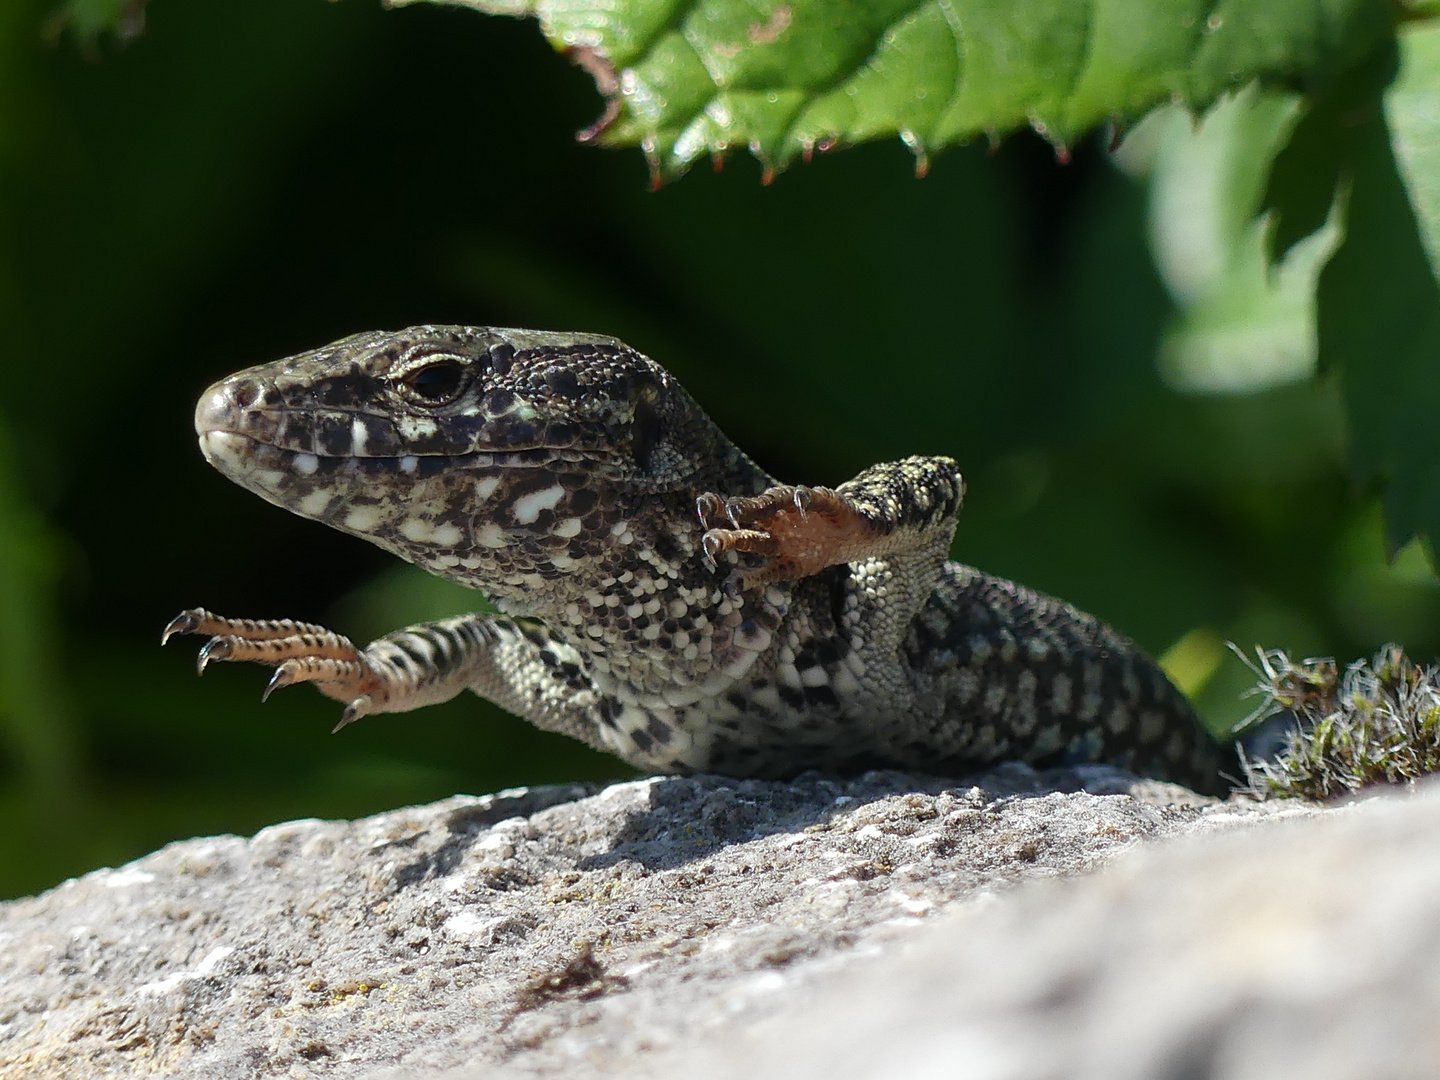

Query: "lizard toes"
(721, 486), (819, 528)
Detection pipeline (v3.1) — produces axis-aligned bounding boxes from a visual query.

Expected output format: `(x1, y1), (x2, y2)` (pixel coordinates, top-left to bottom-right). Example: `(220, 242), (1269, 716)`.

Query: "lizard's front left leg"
(161, 609), (607, 749)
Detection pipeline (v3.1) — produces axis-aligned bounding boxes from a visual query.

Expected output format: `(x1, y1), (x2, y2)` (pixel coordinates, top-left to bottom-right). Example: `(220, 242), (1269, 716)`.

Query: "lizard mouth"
(195, 378), (587, 473)
(198, 429), (585, 485)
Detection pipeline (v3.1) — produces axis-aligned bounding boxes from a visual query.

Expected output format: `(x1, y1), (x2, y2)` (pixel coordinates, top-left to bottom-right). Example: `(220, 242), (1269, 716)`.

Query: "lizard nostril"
(194, 377), (259, 437)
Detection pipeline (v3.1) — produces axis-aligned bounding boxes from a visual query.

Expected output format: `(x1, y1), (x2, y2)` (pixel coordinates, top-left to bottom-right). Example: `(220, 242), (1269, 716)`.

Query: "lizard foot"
(162, 608), (383, 729)
(695, 485), (875, 589)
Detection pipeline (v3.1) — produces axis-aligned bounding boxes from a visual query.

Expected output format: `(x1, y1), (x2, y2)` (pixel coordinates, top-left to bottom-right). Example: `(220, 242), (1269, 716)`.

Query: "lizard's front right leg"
(160, 609), (607, 749)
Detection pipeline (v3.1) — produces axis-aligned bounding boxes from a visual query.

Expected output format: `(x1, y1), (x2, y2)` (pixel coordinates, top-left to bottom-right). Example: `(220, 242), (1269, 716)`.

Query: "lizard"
(163, 325), (1234, 794)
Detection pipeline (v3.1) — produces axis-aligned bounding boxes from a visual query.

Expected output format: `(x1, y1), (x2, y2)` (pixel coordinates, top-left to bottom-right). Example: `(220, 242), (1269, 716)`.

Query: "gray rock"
(0, 766), (1324, 1079)
(636, 781), (1440, 1080)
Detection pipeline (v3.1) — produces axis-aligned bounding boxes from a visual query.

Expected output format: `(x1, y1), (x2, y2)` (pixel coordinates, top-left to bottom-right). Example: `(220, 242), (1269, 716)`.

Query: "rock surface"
(2, 763), (1404, 1080)
(639, 779), (1440, 1080)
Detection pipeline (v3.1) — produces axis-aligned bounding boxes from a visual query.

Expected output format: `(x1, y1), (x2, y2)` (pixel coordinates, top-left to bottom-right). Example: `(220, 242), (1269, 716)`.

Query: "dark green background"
(0, 0), (1432, 899)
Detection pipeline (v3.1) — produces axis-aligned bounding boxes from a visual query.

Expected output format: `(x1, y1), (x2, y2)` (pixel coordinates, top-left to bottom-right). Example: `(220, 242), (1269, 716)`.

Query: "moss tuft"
(1236, 644), (1440, 800)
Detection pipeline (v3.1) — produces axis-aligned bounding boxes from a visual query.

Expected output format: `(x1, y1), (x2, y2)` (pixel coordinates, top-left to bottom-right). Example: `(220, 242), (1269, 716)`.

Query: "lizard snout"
(194, 373), (266, 439)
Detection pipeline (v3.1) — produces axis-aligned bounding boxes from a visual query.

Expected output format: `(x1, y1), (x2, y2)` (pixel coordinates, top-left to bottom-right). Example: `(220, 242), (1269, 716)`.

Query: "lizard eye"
(402, 360), (466, 404)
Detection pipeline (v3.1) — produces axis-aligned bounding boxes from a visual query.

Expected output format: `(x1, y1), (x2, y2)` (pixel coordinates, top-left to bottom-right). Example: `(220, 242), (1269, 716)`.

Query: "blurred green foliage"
(3, 0), (1440, 898)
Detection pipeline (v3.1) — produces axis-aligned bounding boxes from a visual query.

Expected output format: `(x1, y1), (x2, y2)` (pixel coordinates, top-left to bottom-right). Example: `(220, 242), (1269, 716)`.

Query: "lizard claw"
(333, 696), (373, 733)
(196, 637), (233, 674)
(700, 531), (724, 573)
(695, 493), (725, 527)
(161, 609), (203, 646)
(262, 660), (303, 702)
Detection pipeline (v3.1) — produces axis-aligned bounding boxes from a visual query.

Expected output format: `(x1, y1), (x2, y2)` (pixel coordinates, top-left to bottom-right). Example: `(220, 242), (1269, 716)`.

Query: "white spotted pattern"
(511, 484), (565, 525)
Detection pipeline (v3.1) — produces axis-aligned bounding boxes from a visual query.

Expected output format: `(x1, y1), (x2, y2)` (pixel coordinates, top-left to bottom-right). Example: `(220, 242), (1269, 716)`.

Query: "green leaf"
(417, 0), (1394, 179)
(1387, 23), (1440, 282)
(1297, 28), (1440, 556)
(1116, 87), (1342, 395)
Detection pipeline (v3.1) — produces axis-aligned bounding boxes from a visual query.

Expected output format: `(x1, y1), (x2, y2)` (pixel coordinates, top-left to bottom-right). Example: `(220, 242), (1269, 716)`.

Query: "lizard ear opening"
(631, 386), (662, 472)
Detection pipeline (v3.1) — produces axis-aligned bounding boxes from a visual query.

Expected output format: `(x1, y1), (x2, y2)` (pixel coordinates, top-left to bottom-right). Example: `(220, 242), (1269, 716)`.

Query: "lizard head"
(194, 325), (759, 605)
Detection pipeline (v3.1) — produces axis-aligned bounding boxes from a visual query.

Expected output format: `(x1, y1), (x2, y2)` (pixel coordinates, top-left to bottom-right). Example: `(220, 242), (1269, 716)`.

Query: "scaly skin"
(165, 326), (1232, 793)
